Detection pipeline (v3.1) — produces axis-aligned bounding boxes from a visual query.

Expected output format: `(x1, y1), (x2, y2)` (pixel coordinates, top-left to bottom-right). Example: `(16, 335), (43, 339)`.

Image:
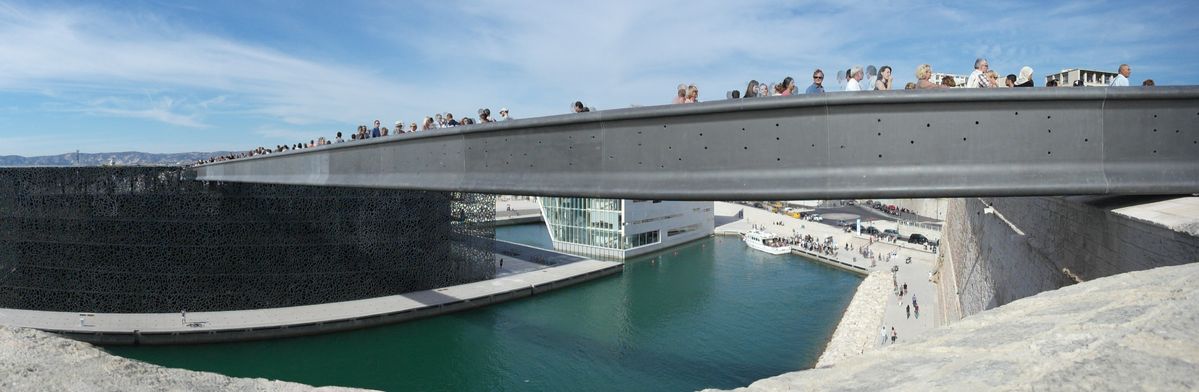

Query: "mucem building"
(0, 167), (495, 314)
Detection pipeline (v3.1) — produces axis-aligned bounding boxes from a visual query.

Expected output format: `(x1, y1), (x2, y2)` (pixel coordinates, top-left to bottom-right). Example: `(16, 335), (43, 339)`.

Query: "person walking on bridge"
(845, 66), (864, 91)
(874, 66), (893, 90)
(1110, 64), (1131, 86)
(673, 83), (687, 104)
(966, 58), (992, 88)
(915, 64), (945, 89)
(806, 69), (825, 94)
(1015, 66), (1034, 87)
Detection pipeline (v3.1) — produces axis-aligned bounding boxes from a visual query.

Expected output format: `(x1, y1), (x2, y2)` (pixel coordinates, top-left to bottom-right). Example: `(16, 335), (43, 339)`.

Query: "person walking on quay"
(880, 325), (888, 345)
(891, 327), (897, 344)
(915, 303), (920, 319)
(906, 304), (911, 319)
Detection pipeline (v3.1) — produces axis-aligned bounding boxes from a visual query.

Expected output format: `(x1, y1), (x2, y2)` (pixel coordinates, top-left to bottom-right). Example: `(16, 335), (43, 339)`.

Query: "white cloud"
(0, 3), (427, 127)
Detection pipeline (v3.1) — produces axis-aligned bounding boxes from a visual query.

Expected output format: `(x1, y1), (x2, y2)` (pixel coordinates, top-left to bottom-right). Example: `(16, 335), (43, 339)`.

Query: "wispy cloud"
(0, 2), (424, 127)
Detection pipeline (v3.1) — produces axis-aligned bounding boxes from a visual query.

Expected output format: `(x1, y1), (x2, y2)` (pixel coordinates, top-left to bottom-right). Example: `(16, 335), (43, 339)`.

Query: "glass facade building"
(538, 197), (712, 260)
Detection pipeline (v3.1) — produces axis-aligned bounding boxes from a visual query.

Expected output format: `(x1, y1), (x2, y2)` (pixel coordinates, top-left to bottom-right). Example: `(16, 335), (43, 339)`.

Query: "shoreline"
(813, 270), (891, 368)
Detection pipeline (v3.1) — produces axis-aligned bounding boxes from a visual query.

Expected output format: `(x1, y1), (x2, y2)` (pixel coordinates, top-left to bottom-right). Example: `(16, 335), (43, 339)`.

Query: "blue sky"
(1, 0), (1196, 156)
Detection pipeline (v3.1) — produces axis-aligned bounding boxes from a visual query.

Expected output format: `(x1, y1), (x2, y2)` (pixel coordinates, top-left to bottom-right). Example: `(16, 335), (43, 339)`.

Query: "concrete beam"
(191, 87), (1199, 200)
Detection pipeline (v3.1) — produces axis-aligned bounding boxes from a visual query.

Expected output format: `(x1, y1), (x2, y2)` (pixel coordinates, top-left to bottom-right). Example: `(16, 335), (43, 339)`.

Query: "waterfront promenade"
(712, 202), (938, 355)
(494, 197), (542, 226)
(0, 241), (620, 345)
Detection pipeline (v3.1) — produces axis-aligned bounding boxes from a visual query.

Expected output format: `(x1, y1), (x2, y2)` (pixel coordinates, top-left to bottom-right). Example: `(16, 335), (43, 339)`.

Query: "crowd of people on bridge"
(195, 107), (515, 164)
(705, 61), (1148, 101)
(196, 59), (1154, 166)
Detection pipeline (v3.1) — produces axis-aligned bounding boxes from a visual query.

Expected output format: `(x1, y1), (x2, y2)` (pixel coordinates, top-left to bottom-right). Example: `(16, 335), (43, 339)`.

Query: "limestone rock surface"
(711, 262), (1199, 392)
(0, 325), (370, 391)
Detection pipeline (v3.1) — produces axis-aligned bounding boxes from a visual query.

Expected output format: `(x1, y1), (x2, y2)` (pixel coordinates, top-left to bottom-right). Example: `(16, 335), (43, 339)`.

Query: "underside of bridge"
(191, 87), (1199, 200)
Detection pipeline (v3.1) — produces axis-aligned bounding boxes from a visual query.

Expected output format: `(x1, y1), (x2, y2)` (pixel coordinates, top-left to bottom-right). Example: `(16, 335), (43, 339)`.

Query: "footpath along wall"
(936, 196), (1199, 321)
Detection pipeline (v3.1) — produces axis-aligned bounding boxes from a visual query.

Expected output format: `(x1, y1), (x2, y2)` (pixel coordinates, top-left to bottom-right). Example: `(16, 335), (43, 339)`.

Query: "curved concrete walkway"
(0, 242), (620, 345)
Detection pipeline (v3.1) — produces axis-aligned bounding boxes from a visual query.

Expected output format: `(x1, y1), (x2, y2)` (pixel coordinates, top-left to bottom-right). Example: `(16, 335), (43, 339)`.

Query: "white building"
(1045, 68), (1117, 87)
(538, 197), (714, 260)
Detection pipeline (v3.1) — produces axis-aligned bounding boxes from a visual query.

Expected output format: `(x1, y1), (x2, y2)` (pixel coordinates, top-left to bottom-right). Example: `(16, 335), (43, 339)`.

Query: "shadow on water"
(107, 225), (862, 392)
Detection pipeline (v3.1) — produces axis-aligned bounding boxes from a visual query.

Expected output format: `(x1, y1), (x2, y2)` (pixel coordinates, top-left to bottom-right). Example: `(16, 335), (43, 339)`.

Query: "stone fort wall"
(937, 196), (1199, 321)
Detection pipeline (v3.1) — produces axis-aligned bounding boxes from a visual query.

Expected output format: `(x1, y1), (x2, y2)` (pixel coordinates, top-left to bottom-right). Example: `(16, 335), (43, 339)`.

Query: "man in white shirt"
(499, 108), (513, 121)
(965, 58), (991, 88)
(1110, 64), (1131, 86)
(845, 66), (864, 91)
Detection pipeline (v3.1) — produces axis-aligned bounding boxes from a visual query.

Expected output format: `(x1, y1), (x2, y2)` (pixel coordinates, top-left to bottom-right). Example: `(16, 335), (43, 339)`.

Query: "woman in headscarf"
(1015, 66), (1034, 87)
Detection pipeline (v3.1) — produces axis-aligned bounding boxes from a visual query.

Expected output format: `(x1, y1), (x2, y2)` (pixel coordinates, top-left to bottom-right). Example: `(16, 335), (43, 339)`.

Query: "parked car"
(908, 233), (928, 244)
(862, 226), (880, 235)
(882, 229), (899, 238)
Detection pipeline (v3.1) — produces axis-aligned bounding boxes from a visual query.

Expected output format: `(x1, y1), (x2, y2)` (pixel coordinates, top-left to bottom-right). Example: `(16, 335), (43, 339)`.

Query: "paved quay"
(713, 202), (939, 360)
(493, 197), (543, 226)
(0, 241), (620, 344)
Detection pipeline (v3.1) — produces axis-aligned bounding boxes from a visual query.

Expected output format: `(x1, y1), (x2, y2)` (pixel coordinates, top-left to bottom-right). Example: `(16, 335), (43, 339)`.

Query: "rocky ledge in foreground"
(0, 325), (370, 391)
(712, 262), (1199, 391)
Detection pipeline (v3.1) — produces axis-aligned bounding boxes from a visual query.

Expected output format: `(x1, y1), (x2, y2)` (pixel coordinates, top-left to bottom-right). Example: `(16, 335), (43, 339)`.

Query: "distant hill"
(0, 151), (233, 167)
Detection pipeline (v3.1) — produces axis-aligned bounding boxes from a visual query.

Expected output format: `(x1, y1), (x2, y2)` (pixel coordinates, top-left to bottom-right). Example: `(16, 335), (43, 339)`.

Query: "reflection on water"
(107, 224), (861, 391)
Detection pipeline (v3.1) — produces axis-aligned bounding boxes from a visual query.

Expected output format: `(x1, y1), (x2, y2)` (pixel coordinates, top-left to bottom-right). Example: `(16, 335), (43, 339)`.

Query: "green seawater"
(107, 224), (862, 391)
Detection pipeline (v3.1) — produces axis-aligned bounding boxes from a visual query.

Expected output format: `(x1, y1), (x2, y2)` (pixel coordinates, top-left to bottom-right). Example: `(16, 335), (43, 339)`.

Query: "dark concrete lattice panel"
(0, 167), (495, 313)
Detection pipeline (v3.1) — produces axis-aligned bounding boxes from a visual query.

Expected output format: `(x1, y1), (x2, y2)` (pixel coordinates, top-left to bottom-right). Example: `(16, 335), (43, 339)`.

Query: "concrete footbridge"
(190, 87), (1199, 200)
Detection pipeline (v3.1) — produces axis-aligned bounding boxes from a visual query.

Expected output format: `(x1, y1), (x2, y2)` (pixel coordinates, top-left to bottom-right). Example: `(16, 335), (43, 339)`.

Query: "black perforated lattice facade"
(0, 167), (495, 313)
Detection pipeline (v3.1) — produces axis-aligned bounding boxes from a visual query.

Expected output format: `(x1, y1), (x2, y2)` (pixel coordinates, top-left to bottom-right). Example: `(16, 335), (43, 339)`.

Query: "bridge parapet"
(192, 87), (1199, 200)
